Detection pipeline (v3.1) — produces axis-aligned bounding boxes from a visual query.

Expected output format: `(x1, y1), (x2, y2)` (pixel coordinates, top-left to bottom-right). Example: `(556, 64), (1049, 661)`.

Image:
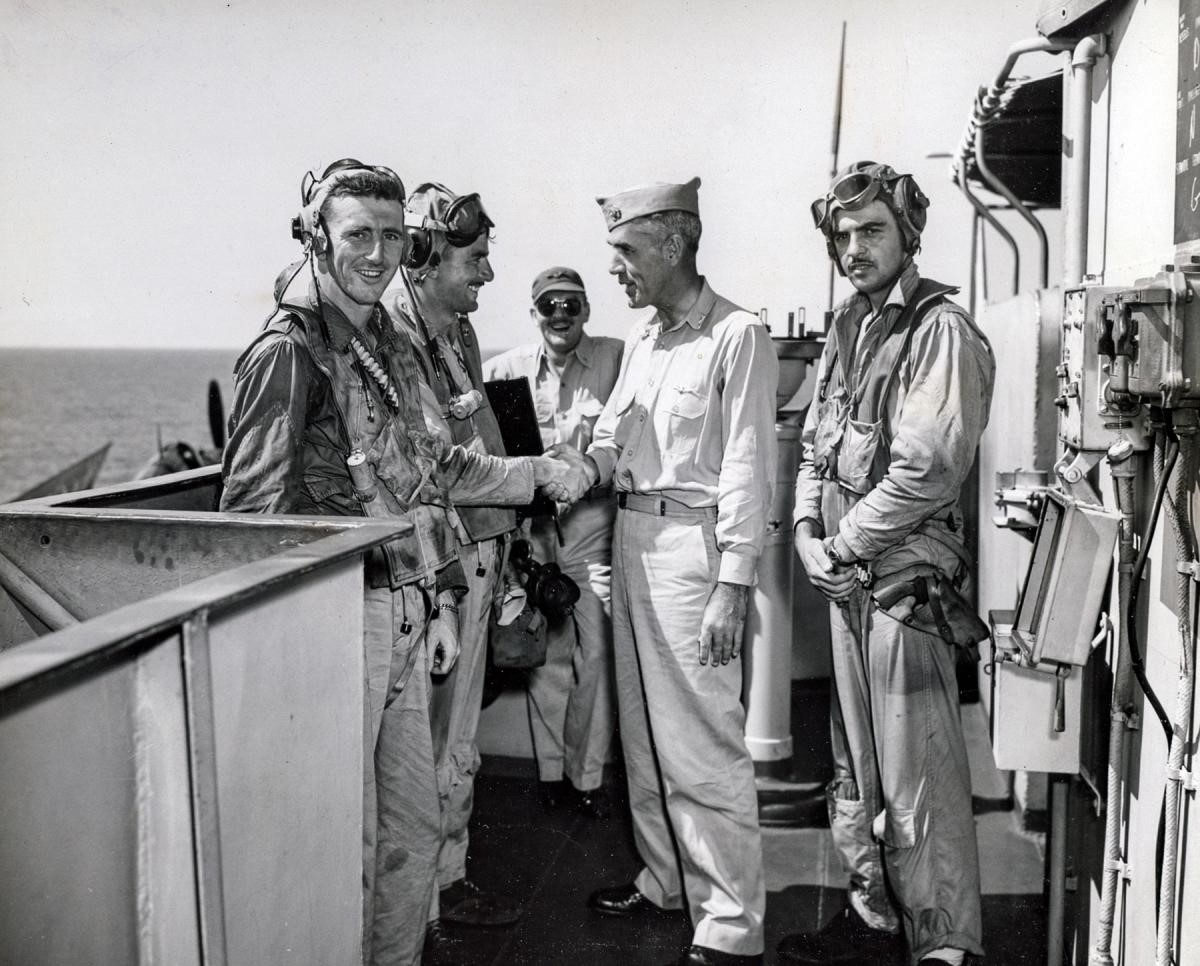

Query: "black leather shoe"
(668, 945), (764, 965)
(421, 919), (462, 962)
(439, 879), (522, 927)
(587, 882), (653, 917)
(776, 905), (905, 965)
(538, 779), (569, 811)
(575, 786), (611, 819)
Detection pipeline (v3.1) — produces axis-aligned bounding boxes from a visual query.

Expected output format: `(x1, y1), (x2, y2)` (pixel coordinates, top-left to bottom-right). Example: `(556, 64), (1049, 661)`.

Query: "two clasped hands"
(529, 443), (596, 505)
(530, 443), (749, 669)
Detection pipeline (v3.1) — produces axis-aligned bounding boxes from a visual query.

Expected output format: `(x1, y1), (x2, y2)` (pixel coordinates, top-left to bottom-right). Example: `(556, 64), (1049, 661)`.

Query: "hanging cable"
(1128, 424), (1178, 748)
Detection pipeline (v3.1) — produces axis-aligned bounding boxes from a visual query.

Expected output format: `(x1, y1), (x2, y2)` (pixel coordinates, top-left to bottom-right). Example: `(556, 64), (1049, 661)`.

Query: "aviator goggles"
(536, 295), (584, 318)
(424, 192), (494, 247)
(810, 168), (899, 232)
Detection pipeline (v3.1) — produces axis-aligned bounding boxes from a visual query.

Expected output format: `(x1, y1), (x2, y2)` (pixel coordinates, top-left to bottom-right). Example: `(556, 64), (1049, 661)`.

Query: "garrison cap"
(531, 266), (586, 302)
(596, 177), (701, 231)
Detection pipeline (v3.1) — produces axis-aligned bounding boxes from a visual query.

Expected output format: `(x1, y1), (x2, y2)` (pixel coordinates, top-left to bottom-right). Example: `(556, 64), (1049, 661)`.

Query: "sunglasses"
(536, 295), (584, 318)
(427, 192), (494, 247)
(810, 169), (899, 231)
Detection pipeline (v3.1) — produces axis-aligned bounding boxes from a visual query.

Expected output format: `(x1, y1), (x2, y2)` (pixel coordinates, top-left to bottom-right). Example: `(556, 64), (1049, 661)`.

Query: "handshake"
(531, 443), (596, 505)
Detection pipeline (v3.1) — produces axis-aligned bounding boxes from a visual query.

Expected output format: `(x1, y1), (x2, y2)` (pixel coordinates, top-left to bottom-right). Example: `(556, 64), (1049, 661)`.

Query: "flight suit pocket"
(837, 417), (884, 495)
(302, 475), (358, 515)
(811, 389), (848, 478)
(367, 427), (427, 508)
(876, 803), (917, 849)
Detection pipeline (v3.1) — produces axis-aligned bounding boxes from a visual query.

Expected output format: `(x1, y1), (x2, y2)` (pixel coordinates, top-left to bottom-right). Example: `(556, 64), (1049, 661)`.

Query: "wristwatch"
(824, 537), (848, 567)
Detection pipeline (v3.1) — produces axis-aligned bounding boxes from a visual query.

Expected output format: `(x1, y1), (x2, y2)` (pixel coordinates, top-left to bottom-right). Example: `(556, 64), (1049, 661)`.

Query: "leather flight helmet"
(811, 161), (929, 273)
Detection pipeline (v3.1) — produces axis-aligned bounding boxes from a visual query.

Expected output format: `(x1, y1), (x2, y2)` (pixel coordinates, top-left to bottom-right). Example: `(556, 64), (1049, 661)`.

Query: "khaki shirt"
(484, 332), (625, 452)
(586, 280), (778, 585)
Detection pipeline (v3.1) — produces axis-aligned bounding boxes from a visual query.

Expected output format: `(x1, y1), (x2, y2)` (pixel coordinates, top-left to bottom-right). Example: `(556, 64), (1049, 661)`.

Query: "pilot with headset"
(384, 183), (526, 941)
(219, 160), (570, 965)
(781, 162), (994, 966)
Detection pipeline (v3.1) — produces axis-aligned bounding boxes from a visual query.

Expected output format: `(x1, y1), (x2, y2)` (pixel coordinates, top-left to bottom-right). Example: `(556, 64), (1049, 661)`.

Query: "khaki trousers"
(827, 587), (983, 961)
(428, 537), (502, 895)
(527, 498), (617, 791)
(362, 583), (439, 966)
(613, 509), (765, 956)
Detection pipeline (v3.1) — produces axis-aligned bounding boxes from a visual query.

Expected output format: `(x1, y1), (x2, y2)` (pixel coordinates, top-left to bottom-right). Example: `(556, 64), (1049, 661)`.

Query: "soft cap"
(596, 177), (701, 231)
(531, 266), (586, 302)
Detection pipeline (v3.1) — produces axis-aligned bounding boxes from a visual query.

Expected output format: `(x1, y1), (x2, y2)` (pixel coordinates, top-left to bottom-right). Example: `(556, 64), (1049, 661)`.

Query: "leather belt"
(617, 491), (718, 521)
(580, 484), (614, 502)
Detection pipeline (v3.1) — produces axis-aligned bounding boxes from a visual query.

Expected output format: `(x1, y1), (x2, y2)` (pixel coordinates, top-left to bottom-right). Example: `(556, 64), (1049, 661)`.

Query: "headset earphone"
(813, 162), (929, 275)
(403, 182), (494, 272)
(291, 158), (407, 256)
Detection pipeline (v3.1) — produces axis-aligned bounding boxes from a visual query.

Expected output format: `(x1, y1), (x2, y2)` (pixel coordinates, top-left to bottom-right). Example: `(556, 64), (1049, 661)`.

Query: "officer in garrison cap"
(553, 178), (779, 966)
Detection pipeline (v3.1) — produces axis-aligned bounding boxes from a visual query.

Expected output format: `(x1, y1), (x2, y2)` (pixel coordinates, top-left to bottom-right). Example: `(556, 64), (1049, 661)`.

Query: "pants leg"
(618, 511), (765, 956)
(363, 584), (440, 966)
(826, 591), (900, 931)
(527, 501), (616, 790)
(429, 537), (501, 890)
(868, 610), (983, 960)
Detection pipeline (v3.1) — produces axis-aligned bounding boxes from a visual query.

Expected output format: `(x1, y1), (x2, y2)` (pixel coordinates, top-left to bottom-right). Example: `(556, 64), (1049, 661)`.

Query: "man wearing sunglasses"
(221, 161), (573, 966)
(484, 266), (623, 821)
(555, 179), (777, 966)
(779, 162), (994, 966)
(385, 183), (524, 939)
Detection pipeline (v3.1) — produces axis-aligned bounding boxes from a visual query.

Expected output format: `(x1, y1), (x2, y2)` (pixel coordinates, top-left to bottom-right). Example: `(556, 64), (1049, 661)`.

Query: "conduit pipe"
(1155, 419), (1198, 966)
(1090, 441), (1138, 966)
(1064, 35), (1106, 285)
(1047, 775), (1070, 966)
(956, 176), (1020, 296)
(974, 127), (1051, 288)
(950, 36), (1071, 295)
(0, 547), (79, 632)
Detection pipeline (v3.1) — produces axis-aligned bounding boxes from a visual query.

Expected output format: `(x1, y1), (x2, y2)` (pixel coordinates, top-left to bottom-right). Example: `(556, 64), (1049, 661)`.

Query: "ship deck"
(433, 679), (1047, 965)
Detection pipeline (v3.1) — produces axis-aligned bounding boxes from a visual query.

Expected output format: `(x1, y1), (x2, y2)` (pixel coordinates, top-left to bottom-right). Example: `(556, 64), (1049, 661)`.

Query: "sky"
(0, 0), (1058, 351)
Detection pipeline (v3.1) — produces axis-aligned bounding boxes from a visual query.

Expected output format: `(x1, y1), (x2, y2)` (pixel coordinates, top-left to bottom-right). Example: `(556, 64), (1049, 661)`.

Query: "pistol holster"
(871, 563), (989, 648)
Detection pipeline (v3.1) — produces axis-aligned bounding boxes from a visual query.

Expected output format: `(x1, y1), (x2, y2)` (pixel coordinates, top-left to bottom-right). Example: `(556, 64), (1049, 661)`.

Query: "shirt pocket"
(658, 382), (708, 454)
(568, 395), (606, 440)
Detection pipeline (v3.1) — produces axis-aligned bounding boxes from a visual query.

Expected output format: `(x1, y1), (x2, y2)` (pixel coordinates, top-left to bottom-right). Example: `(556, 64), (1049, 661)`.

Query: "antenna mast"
(827, 21), (846, 322)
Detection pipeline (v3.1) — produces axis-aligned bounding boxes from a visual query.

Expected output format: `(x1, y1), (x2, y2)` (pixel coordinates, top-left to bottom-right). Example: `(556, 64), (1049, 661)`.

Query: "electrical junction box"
(988, 610), (1082, 774)
(1057, 285), (1149, 451)
(1102, 265), (1200, 407)
(1010, 490), (1119, 668)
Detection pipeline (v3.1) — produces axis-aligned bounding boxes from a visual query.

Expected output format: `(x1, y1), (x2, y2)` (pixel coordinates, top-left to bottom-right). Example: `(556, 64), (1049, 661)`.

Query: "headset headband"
(292, 159), (406, 246)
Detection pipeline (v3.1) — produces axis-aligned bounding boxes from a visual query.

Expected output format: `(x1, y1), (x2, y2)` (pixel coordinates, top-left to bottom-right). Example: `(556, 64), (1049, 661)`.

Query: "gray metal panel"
(0, 511), (371, 623)
(975, 291), (1062, 622)
(0, 636), (169, 966)
(209, 566), (363, 965)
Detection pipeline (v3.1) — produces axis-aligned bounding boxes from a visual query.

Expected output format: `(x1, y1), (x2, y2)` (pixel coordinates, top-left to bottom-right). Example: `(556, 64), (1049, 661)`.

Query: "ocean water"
(0, 345), (512, 503)
(0, 348), (241, 502)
